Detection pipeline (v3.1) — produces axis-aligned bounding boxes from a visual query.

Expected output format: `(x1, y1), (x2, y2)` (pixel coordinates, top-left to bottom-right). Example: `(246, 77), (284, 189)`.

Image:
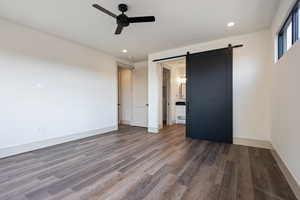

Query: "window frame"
(278, 0), (300, 59)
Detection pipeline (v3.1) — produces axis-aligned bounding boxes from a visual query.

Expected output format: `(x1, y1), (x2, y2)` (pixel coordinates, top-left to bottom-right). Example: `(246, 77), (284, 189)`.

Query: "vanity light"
(227, 22), (235, 27)
(178, 77), (187, 84)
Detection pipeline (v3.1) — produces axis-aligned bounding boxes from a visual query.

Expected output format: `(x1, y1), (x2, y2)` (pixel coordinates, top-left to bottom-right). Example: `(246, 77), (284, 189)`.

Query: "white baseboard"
(130, 122), (148, 128)
(159, 124), (163, 129)
(148, 127), (159, 133)
(120, 120), (132, 125)
(233, 137), (272, 149)
(0, 125), (118, 159)
(271, 149), (300, 199)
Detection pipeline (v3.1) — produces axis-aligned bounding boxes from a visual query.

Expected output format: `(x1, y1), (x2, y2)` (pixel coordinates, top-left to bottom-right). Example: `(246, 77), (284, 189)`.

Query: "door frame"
(162, 67), (171, 127)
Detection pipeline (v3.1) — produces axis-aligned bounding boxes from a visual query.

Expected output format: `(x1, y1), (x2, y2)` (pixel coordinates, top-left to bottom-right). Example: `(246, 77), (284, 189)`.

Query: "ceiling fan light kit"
(92, 3), (156, 35)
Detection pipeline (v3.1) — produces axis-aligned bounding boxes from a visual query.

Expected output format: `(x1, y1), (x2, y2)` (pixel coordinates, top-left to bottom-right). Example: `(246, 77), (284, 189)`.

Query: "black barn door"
(186, 48), (233, 143)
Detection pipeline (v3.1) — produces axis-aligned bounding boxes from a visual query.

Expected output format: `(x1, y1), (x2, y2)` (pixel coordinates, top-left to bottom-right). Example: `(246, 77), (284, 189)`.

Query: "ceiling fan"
(92, 3), (155, 35)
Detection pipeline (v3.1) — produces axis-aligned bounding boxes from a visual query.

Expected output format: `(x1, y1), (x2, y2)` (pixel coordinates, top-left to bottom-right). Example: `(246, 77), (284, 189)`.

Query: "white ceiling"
(0, 0), (279, 62)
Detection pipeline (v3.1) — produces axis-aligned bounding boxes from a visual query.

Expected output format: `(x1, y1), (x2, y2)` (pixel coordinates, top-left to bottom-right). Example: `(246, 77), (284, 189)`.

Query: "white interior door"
(132, 65), (148, 127)
(118, 67), (133, 125)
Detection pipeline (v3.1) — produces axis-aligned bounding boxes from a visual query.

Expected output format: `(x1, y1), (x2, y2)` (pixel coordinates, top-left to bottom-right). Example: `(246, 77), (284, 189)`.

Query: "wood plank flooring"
(0, 125), (297, 200)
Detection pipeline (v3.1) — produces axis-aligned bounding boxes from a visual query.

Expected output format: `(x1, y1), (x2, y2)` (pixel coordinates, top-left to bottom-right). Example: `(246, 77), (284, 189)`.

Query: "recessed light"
(122, 49), (127, 53)
(227, 22), (235, 27)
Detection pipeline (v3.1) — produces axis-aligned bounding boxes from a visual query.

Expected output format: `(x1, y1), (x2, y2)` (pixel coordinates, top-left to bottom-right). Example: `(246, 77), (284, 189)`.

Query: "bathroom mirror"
(178, 76), (186, 99)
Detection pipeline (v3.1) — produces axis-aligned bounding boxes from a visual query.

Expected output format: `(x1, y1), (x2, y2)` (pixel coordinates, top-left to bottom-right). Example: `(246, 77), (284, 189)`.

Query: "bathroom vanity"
(175, 101), (186, 124)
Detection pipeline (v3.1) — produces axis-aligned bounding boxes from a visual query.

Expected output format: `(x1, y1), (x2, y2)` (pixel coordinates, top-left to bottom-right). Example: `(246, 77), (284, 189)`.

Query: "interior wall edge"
(0, 125), (118, 159)
(271, 148), (300, 199)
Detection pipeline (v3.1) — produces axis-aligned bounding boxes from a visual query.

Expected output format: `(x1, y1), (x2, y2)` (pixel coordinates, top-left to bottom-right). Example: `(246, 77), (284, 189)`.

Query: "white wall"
(148, 30), (272, 142)
(271, 0), (300, 186)
(0, 18), (119, 156)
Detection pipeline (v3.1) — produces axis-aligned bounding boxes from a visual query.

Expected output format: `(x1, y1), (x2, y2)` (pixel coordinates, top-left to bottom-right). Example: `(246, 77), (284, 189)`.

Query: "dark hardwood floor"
(0, 125), (297, 200)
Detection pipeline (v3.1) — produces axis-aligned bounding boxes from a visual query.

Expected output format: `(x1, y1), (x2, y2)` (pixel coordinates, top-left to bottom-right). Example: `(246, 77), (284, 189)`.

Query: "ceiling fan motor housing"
(117, 4), (129, 27)
(117, 14), (130, 27)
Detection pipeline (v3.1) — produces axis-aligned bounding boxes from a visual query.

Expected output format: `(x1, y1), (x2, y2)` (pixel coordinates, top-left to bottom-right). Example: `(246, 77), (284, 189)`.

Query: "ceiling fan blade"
(92, 4), (117, 18)
(129, 16), (155, 23)
(115, 25), (123, 35)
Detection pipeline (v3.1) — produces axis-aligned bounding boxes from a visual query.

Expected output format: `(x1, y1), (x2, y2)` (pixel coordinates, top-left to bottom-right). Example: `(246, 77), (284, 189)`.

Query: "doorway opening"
(162, 68), (171, 127)
(118, 66), (133, 126)
(160, 58), (186, 129)
(117, 62), (149, 129)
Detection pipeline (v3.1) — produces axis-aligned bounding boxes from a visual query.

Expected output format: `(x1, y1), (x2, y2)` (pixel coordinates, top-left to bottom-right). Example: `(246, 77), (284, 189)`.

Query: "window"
(278, 0), (300, 59)
(298, 8), (300, 39)
(287, 22), (293, 50)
